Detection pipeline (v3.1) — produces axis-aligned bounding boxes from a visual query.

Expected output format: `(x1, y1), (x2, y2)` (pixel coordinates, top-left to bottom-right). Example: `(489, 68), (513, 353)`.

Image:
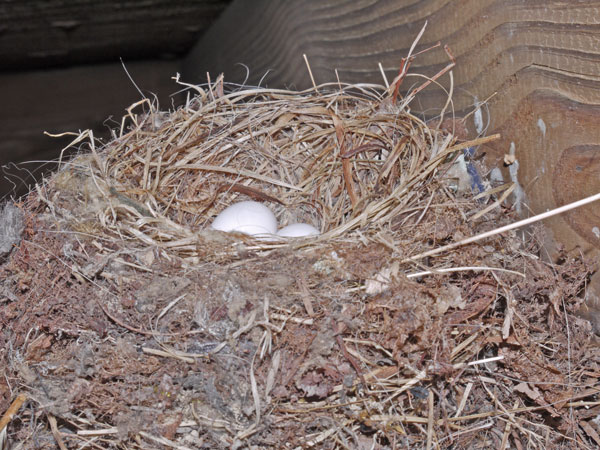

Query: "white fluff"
(277, 223), (320, 238)
(211, 201), (277, 236)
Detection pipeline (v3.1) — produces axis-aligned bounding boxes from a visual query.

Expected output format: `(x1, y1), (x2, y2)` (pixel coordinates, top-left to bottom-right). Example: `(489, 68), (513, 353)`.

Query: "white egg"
(277, 223), (320, 238)
(211, 201), (278, 236)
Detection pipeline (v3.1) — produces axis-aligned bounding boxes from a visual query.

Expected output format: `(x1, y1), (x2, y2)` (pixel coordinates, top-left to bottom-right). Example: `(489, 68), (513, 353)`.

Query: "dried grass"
(1, 47), (598, 449)
(67, 73), (506, 264)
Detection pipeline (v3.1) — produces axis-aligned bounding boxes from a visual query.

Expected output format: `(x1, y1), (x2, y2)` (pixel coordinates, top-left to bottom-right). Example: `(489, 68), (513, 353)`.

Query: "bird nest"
(0, 72), (597, 449)
(56, 76), (500, 261)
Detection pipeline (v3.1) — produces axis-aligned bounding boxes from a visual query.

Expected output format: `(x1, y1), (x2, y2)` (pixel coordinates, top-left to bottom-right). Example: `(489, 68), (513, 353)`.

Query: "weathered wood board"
(0, 60), (179, 197)
(0, 0), (231, 70)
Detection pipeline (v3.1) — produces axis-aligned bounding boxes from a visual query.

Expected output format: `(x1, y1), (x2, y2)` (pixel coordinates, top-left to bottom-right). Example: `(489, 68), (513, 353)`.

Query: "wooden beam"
(0, 60), (180, 198)
(0, 0), (231, 70)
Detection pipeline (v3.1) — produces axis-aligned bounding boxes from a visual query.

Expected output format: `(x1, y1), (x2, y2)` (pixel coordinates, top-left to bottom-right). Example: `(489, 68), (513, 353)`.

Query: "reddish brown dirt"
(1, 190), (599, 448)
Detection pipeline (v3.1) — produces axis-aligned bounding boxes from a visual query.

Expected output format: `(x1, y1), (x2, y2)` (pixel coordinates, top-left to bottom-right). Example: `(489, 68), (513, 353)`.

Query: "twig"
(403, 191), (600, 263)
(427, 389), (435, 450)
(77, 427), (119, 437)
(336, 334), (368, 393)
(139, 430), (193, 450)
(389, 20), (429, 103)
(0, 394), (27, 432)
(48, 414), (68, 450)
(303, 54), (319, 93)
(96, 298), (155, 336)
(378, 62), (390, 89)
(407, 266), (524, 279)
(156, 294), (186, 322)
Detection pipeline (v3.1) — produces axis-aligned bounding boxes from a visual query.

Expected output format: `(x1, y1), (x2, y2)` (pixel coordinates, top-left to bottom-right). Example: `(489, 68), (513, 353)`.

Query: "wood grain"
(0, 0), (230, 70)
(184, 0), (600, 261)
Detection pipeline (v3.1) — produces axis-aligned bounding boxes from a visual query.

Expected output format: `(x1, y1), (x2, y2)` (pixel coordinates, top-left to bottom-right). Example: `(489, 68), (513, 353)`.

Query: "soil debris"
(0, 66), (598, 449)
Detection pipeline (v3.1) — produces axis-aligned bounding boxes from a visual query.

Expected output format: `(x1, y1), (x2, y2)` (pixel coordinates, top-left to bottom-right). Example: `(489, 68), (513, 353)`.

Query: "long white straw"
(403, 192), (600, 262)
